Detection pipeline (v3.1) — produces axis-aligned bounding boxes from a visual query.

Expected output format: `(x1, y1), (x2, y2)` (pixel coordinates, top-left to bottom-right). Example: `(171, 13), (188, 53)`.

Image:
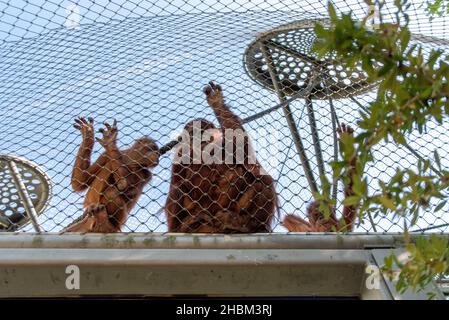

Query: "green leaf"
(328, 2), (338, 21)
(400, 28), (411, 51)
(428, 50), (443, 68)
(379, 196), (397, 211)
(434, 201), (447, 212)
(343, 196), (360, 206)
(434, 150), (442, 170)
(378, 60), (395, 77)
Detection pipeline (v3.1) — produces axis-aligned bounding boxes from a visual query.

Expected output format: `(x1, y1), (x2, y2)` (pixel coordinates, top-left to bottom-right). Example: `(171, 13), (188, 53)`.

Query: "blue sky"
(1, 0), (448, 43)
(0, 0), (449, 233)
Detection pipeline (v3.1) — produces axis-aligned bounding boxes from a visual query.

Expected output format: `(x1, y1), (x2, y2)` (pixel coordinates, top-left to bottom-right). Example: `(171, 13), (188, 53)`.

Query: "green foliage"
(313, 0), (449, 296)
(425, 0), (449, 16)
(384, 235), (449, 293)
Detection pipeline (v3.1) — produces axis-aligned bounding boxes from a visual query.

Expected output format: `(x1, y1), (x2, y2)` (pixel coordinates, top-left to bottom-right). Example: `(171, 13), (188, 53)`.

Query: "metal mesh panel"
(0, 0), (448, 233)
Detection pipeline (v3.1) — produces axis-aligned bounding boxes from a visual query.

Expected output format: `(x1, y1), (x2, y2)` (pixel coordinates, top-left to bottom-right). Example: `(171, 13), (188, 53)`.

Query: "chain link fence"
(0, 0), (448, 233)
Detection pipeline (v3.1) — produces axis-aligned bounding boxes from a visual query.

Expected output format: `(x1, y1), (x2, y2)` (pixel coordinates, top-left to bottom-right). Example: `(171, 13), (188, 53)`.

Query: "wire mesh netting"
(0, 0), (448, 233)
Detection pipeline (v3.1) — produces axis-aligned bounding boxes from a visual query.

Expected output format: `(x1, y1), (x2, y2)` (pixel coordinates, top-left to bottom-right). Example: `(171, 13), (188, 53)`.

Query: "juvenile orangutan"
(65, 117), (159, 233)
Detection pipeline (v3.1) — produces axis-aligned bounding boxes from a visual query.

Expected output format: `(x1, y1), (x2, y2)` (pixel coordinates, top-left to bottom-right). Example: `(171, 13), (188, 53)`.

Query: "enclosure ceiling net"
(0, 0), (448, 233)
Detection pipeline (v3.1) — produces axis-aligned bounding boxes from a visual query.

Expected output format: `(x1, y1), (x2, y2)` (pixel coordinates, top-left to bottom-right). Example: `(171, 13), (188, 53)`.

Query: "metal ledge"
(0, 233), (446, 249)
(0, 248), (369, 298)
(0, 234), (445, 299)
(0, 248), (368, 266)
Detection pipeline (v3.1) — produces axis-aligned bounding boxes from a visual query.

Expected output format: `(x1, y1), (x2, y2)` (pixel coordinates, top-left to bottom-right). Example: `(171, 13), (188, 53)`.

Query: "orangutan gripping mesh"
(0, 0), (448, 233)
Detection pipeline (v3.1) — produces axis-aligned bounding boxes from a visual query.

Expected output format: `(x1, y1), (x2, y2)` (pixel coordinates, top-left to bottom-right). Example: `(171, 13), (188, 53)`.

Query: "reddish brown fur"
(283, 123), (357, 232)
(165, 82), (278, 233)
(65, 117), (159, 233)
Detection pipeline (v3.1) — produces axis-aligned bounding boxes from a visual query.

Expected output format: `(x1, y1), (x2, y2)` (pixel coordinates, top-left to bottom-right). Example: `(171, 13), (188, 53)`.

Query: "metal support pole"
(329, 98), (339, 202)
(321, 74), (341, 202)
(402, 141), (443, 177)
(348, 95), (370, 113)
(162, 79), (319, 153)
(0, 216), (10, 229)
(305, 97), (325, 180)
(241, 80), (316, 124)
(7, 161), (42, 233)
(259, 43), (318, 194)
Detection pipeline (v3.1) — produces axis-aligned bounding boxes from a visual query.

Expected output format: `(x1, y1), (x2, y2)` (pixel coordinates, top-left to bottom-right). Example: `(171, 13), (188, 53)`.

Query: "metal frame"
(259, 42), (318, 194)
(243, 19), (378, 196)
(0, 233), (445, 299)
(0, 155), (51, 232)
(6, 161), (42, 232)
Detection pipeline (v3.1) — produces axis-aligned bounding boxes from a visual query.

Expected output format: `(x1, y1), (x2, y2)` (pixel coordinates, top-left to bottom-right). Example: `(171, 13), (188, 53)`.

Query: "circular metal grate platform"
(0, 155), (51, 231)
(244, 19), (376, 99)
